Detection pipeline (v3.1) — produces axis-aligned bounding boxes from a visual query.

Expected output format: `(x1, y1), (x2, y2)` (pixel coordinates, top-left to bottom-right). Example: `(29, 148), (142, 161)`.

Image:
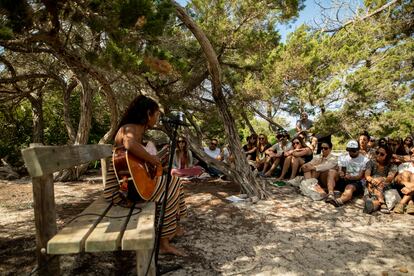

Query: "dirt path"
(0, 175), (413, 275)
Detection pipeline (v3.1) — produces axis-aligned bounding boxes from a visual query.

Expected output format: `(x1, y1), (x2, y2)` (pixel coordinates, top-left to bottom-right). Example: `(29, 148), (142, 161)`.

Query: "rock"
(399, 267), (408, 273)
(0, 166), (20, 180)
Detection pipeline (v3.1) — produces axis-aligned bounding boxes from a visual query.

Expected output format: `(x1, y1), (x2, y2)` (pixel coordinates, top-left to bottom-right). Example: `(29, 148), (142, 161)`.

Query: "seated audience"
(301, 141), (338, 196)
(359, 131), (375, 159)
(403, 136), (413, 155)
(242, 134), (258, 161)
(393, 147), (414, 214)
(202, 138), (224, 177)
(255, 134), (271, 171)
(262, 130), (291, 177)
(363, 145), (397, 214)
(171, 137), (204, 178)
(326, 140), (369, 207)
(276, 136), (313, 180)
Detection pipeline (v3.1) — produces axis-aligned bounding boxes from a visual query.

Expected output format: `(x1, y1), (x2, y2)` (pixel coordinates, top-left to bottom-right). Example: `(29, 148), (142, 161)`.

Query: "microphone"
(161, 111), (190, 127)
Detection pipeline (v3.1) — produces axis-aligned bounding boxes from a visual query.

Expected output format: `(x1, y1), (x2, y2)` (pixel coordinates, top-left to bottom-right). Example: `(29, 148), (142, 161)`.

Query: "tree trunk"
(55, 74), (94, 181)
(62, 79), (77, 143)
(28, 91), (44, 144)
(173, 2), (269, 199)
(241, 110), (256, 135)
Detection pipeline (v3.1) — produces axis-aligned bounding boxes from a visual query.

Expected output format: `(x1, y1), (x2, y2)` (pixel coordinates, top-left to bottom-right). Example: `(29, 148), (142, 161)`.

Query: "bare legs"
(276, 156), (304, 180)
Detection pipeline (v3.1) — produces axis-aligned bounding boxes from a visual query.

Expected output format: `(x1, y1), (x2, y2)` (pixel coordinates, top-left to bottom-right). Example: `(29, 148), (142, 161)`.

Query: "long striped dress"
(103, 159), (187, 238)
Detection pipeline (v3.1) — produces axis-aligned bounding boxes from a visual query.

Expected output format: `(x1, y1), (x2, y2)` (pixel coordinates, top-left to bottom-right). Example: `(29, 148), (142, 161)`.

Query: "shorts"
(336, 179), (364, 195)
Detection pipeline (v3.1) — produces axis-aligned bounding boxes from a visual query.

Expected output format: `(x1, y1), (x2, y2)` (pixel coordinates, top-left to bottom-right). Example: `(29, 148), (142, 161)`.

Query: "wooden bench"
(21, 144), (156, 276)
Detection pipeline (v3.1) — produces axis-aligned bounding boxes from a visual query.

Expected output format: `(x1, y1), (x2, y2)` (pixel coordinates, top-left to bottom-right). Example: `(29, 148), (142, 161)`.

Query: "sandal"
(379, 203), (390, 214)
(325, 193), (336, 204)
(363, 198), (375, 214)
(393, 203), (406, 214)
(406, 204), (414, 215)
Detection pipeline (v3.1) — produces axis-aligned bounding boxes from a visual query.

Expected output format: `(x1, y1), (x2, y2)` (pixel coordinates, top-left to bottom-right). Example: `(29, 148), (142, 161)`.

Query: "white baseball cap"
(346, 140), (359, 150)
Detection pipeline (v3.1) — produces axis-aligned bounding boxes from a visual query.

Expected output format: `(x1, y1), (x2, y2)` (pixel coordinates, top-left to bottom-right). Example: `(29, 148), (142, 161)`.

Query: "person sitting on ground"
(276, 136), (313, 180)
(262, 130), (291, 177)
(378, 137), (388, 148)
(393, 147), (414, 214)
(298, 130), (318, 153)
(325, 140), (369, 207)
(103, 95), (187, 256)
(387, 137), (399, 154)
(363, 145), (397, 214)
(301, 141), (338, 196)
(359, 131), (376, 159)
(255, 134), (272, 172)
(242, 133), (258, 162)
(171, 136), (204, 178)
(202, 138), (224, 177)
(403, 136), (413, 155)
(367, 136), (377, 151)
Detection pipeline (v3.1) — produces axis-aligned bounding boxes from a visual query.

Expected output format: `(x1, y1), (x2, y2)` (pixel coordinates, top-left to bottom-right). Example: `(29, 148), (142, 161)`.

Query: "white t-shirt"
(203, 147), (221, 159)
(338, 153), (369, 177)
(397, 162), (414, 174)
(271, 141), (292, 153)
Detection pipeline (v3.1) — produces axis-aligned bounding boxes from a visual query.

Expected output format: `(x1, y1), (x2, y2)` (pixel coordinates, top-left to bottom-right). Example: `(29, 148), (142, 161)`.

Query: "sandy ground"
(0, 173), (413, 276)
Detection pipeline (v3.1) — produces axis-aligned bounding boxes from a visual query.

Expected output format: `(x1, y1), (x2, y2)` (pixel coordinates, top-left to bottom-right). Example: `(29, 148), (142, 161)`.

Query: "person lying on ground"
(363, 145), (397, 214)
(325, 140), (369, 207)
(393, 147), (414, 214)
(262, 130), (291, 177)
(301, 141), (338, 197)
(171, 136), (204, 178)
(276, 136), (313, 181)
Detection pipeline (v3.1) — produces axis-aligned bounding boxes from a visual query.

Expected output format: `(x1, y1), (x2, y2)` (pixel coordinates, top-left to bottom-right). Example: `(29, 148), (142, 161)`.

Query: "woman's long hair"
(118, 95), (159, 129)
(377, 144), (393, 165)
(176, 136), (189, 167)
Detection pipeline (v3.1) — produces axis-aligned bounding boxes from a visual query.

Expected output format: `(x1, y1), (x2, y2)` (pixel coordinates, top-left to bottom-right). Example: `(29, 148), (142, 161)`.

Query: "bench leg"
(136, 249), (155, 276)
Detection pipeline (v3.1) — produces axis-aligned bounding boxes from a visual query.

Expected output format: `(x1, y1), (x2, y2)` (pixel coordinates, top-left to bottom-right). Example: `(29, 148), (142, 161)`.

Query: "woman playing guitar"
(103, 95), (187, 256)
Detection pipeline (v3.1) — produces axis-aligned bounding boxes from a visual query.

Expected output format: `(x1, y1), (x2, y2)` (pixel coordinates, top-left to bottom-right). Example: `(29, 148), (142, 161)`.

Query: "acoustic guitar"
(112, 142), (169, 201)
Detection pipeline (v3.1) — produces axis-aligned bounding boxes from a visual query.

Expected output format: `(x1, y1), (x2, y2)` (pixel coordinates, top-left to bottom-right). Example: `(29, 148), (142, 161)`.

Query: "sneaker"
(286, 176), (304, 187)
(198, 172), (211, 179)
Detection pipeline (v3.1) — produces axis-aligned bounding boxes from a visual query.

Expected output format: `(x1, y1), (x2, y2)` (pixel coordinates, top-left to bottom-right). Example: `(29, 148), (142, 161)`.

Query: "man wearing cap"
(325, 140), (369, 206)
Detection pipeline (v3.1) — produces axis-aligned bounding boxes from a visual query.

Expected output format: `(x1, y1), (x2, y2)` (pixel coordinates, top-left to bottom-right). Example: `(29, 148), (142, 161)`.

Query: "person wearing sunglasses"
(171, 137), (204, 178)
(301, 141), (338, 196)
(262, 131), (292, 177)
(393, 147), (414, 214)
(363, 145), (397, 214)
(275, 136), (313, 181)
(255, 134), (272, 172)
(326, 140), (369, 207)
(242, 134), (258, 162)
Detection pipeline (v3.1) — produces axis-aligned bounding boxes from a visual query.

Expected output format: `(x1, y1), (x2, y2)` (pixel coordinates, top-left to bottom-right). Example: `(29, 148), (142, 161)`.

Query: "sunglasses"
(259, 137), (265, 140)
(376, 151), (386, 157)
(178, 140), (185, 143)
(211, 143), (218, 146)
(292, 141), (300, 145)
(321, 147), (329, 150)
(347, 149), (358, 153)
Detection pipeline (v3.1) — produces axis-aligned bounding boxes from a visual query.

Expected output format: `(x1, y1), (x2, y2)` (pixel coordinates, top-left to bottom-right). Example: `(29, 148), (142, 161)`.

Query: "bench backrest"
(21, 144), (112, 177)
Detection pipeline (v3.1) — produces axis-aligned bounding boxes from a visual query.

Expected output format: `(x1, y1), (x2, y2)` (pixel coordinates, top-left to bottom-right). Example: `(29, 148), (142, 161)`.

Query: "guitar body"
(112, 147), (162, 201)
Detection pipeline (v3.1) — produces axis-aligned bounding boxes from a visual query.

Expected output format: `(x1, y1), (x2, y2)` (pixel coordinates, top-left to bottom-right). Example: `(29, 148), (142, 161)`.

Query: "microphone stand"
(154, 120), (182, 275)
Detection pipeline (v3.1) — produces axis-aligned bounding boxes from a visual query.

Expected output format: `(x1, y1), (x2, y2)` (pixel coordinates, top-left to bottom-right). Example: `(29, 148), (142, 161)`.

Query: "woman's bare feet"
(159, 238), (187, 256)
